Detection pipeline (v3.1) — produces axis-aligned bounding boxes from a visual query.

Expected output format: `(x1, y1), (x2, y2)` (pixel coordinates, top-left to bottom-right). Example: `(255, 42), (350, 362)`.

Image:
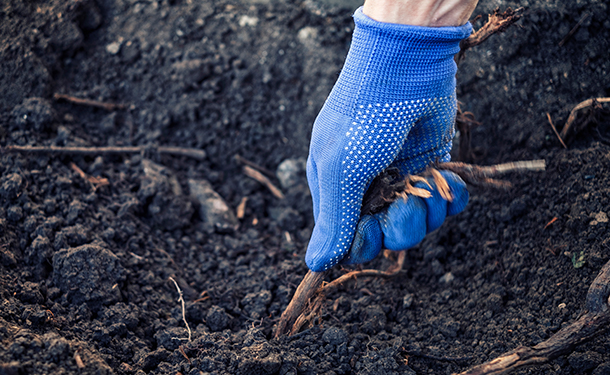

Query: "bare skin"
(363, 0), (479, 27)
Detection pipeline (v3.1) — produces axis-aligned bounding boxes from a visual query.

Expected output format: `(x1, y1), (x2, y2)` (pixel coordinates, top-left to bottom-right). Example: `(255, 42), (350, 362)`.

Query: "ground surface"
(1, 0), (609, 374)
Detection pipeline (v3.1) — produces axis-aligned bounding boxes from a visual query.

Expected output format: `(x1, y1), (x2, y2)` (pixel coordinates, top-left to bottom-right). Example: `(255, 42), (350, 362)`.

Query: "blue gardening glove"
(340, 170), (469, 265)
(305, 7), (472, 272)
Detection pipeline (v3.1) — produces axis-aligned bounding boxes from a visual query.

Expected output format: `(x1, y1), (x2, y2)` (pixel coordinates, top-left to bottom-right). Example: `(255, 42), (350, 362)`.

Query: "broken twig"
(455, 259), (610, 375)
(558, 12), (591, 47)
(1, 145), (206, 161)
(74, 350), (85, 369)
(235, 154), (276, 178)
(457, 7), (525, 62)
(53, 93), (127, 111)
(243, 165), (285, 199)
(70, 162), (110, 191)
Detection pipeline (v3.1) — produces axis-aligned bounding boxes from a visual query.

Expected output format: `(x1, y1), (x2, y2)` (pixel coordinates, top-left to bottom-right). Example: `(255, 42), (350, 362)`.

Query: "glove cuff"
(327, 7), (472, 115)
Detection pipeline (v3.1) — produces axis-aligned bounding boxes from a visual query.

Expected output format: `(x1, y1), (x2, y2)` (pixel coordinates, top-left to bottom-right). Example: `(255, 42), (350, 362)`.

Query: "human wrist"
(362, 0), (478, 27)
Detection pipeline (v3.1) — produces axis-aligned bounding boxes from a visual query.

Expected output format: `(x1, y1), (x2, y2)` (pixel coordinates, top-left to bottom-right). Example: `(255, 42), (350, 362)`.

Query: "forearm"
(362, 0), (479, 27)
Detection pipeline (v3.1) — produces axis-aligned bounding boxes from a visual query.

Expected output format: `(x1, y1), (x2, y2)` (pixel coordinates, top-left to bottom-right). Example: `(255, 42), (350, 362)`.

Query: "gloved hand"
(305, 7), (472, 272)
(340, 170), (469, 265)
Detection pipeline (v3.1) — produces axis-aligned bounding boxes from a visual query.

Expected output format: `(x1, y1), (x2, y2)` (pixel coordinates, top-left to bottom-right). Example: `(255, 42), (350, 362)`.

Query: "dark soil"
(1, 0), (610, 374)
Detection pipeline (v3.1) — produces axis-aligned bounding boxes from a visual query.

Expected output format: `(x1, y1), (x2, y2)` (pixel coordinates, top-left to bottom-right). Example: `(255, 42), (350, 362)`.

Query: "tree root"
(558, 97), (610, 142)
(275, 160), (545, 338)
(455, 259), (610, 375)
(274, 252), (405, 338)
(457, 7), (525, 62)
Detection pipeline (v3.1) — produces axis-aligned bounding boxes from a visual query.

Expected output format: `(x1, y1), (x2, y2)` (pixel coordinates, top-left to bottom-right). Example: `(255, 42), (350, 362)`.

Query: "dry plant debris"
(168, 277), (192, 342)
(242, 165), (285, 199)
(53, 92), (128, 111)
(457, 7), (525, 62)
(70, 162), (110, 191)
(0, 144), (207, 160)
(455, 259), (610, 375)
(275, 160), (546, 338)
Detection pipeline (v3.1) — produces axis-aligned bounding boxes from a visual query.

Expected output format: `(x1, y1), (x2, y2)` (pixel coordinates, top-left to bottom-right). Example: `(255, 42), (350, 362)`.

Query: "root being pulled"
(274, 160), (545, 338)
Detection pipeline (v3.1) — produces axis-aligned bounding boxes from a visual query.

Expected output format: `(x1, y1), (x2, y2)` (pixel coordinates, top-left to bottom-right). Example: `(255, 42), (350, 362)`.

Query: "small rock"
(106, 41), (122, 55)
(439, 272), (455, 284)
(55, 125), (71, 145)
(322, 327), (348, 346)
(276, 158), (306, 189)
(189, 179), (239, 233)
(238, 15), (258, 27)
(402, 293), (414, 308)
(590, 212), (608, 225)
(297, 27), (318, 45)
